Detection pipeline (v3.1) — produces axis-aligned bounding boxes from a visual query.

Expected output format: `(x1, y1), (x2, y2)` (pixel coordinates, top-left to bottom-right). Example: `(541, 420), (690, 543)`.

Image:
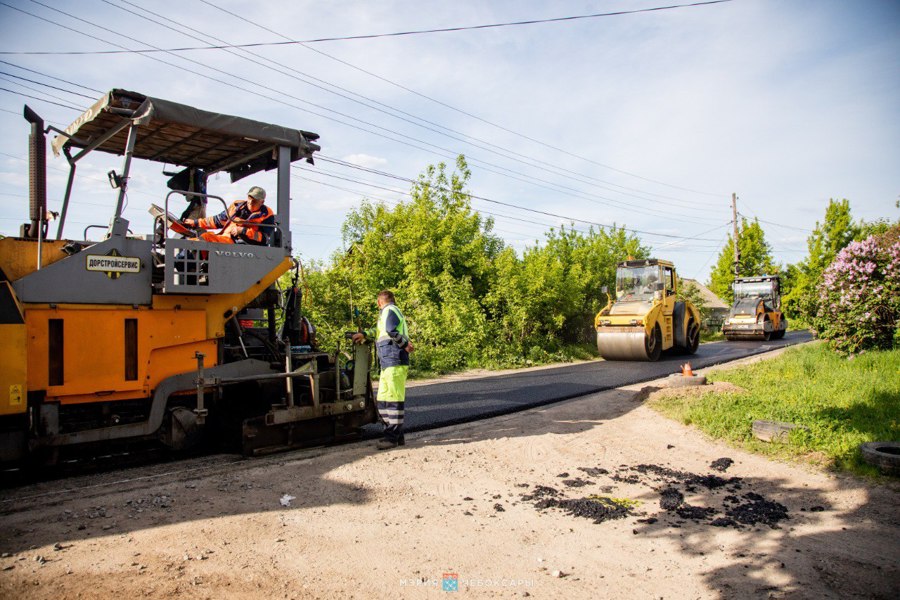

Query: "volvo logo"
(213, 250), (257, 259)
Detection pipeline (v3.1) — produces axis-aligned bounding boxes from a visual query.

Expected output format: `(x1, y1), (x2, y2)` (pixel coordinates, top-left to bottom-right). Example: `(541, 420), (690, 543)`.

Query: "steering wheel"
(167, 216), (195, 237)
(148, 203), (197, 239)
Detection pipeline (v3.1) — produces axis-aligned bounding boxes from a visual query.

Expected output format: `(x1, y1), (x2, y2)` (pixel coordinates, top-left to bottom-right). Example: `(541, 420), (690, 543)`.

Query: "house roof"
(682, 278), (729, 309)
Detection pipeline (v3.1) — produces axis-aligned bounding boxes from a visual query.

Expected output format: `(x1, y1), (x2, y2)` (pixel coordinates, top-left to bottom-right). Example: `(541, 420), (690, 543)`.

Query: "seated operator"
(641, 272), (659, 297)
(183, 186), (274, 245)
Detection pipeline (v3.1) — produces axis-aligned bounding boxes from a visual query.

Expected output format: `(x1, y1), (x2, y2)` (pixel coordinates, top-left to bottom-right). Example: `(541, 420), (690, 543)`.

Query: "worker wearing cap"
(184, 186), (274, 245)
(352, 290), (414, 450)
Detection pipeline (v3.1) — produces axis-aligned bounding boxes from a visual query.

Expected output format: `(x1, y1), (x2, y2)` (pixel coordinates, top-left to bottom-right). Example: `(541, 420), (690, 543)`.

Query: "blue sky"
(0, 0), (897, 282)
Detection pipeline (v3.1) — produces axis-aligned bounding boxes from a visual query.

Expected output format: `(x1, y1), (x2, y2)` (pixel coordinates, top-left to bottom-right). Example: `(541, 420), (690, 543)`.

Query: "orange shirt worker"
(184, 186), (275, 245)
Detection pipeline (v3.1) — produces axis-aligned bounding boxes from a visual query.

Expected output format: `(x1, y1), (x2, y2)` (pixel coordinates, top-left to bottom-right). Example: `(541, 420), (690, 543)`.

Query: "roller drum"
(723, 321), (771, 341)
(724, 331), (768, 341)
(597, 328), (651, 361)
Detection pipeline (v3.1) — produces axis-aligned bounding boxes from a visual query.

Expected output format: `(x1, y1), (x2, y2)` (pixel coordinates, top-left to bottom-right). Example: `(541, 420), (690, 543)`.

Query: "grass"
(700, 329), (724, 343)
(648, 342), (900, 478)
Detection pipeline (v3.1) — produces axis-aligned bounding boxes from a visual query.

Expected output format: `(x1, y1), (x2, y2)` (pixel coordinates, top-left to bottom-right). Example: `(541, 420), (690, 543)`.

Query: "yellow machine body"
(1, 236), (291, 407)
(0, 238), (70, 281)
(0, 282), (27, 417)
(15, 257), (290, 406)
(595, 259), (701, 361)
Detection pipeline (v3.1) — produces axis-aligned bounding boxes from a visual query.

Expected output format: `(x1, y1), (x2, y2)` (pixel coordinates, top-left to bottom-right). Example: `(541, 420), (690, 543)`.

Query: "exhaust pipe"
(23, 105), (46, 240)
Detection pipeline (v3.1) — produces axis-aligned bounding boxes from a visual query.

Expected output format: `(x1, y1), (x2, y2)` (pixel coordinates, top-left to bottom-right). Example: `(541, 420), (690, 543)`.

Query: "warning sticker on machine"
(86, 254), (141, 274)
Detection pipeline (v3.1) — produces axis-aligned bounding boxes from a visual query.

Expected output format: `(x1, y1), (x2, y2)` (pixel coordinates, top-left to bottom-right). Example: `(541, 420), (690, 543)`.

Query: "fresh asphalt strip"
(363, 331), (814, 437)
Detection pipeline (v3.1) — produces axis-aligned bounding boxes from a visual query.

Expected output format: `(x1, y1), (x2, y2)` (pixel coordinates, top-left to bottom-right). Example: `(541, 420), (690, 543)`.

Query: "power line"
(292, 176), (551, 247)
(691, 234), (728, 280)
(652, 221), (731, 250)
(199, 0), (727, 199)
(0, 75), (86, 107)
(315, 156), (725, 228)
(0, 87), (80, 111)
(294, 172), (554, 240)
(0, 59), (104, 95)
(1, 1), (735, 54)
(743, 213), (814, 234)
(293, 173), (548, 248)
(292, 163), (723, 242)
(296, 168), (735, 266)
(96, 0), (727, 223)
(0, 70), (96, 100)
(3, 0), (730, 205)
(295, 169), (701, 252)
(11, 3), (727, 229)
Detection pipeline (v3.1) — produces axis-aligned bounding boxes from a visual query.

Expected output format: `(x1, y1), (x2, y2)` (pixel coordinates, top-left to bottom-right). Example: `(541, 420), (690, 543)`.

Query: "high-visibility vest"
(376, 304), (408, 343)
(367, 303), (409, 368)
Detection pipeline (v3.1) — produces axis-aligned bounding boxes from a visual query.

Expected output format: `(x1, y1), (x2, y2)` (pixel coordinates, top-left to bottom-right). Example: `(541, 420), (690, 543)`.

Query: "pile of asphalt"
(520, 485), (633, 524)
(519, 458), (791, 531)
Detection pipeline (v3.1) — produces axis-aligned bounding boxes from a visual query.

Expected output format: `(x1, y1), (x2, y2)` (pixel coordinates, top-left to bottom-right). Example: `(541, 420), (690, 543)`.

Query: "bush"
(813, 226), (900, 354)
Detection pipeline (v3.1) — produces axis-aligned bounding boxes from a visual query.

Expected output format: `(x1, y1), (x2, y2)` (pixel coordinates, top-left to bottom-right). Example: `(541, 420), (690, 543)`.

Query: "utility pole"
(731, 193), (740, 278)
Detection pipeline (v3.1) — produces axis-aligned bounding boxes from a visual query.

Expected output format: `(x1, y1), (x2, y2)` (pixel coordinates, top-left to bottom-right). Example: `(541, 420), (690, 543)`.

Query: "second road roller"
(722, 275), (787, 341)
(594, 259), (701, 361)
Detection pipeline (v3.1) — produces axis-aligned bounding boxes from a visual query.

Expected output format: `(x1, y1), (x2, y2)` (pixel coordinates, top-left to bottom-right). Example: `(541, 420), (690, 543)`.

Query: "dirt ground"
(1, 350), (898, 600)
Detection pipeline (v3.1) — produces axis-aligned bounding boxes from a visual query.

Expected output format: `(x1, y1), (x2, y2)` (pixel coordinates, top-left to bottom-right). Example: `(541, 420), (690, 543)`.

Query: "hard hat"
(247, 186), (266, 201)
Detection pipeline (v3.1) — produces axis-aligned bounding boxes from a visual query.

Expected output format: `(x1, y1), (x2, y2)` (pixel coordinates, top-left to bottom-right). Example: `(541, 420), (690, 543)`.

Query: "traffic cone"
(681, 363), (693, 377)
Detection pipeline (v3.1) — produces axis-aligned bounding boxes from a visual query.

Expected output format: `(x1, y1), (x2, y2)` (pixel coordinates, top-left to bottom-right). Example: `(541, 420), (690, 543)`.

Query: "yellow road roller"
(722, 275), (787, 341)
(594, 259), (701, 361)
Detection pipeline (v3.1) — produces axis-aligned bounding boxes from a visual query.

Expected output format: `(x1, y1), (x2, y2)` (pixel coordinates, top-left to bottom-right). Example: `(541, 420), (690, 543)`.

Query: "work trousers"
(377, 365), (408, 442)
(199, 232), (234, 244)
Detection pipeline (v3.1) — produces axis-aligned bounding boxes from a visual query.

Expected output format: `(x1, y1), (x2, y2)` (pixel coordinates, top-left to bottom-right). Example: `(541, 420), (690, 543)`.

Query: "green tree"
(483, 224), (646, 362)
(708, 218), (777, 303)
(567, 226), (648, 341)
(337, 155), (505, 372)
(677, 277), (709, 325)
(783, 199), (860, 323)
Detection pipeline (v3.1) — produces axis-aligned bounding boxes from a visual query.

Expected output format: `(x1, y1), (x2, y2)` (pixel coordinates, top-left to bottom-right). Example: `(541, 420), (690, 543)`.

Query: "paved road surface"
(383, 331), (814, 434)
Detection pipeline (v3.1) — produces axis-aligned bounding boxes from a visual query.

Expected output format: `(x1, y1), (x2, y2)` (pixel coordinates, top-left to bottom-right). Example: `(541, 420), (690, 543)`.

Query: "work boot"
(376, 438), (399, 450)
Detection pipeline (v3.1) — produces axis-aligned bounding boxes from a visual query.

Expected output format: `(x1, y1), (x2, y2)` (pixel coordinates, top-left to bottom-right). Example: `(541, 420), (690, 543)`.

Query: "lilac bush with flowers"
(814, 226), (900, 354)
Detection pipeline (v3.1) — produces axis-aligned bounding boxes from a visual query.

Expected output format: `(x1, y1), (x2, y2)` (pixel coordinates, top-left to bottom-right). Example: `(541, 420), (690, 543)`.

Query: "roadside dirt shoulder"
(1, 352), (897, 599)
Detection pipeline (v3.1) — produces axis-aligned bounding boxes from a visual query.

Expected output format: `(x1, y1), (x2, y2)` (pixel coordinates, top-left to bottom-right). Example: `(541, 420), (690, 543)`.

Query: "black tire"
(645, 324), (662, 362)
(760, 316), (772, 342)
(772, 318), (787, 339)
(860, 441), (900, 476)
(684, 318), (700, 354)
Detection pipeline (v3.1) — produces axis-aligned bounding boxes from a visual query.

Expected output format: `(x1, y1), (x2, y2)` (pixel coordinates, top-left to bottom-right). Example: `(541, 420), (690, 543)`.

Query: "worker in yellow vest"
(352, 290), (414, 449)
